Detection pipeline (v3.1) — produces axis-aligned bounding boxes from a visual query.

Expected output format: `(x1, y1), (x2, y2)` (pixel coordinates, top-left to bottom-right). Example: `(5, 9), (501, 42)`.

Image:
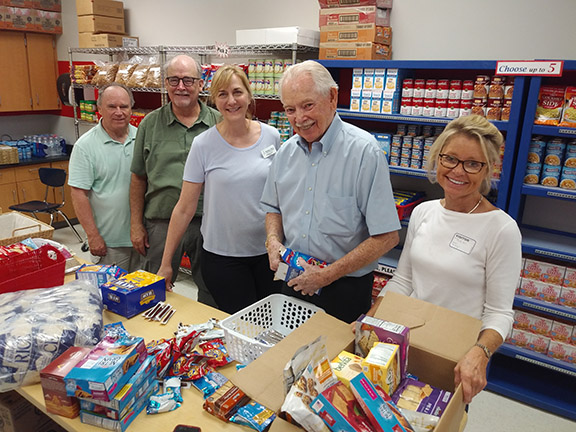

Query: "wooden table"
(17, 291), (249, 432)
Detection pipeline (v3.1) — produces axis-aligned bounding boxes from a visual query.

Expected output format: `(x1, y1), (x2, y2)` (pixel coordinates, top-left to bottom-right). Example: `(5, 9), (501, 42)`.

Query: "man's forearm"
(70, 187), (100, 239)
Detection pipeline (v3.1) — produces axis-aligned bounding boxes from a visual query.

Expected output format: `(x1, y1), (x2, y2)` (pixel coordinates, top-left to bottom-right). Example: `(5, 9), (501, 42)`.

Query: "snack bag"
(559, 87), (576, 128)
(534, 86), (565, 126)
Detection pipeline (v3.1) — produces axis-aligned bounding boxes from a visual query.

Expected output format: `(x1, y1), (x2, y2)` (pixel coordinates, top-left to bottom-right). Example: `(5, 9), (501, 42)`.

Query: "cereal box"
(361, 342), (401, 396)
(559, 286), (576, 308)
(101, 270), (166, 318)
(40, 346), (91, 418)
(331, 351), (364, 389)
(76, 264), (127, 289)
(355, 314), (409, 378)
(551, 321), (573, 344)
(64, 334), (147, 402)
(310, 381), (375, 432)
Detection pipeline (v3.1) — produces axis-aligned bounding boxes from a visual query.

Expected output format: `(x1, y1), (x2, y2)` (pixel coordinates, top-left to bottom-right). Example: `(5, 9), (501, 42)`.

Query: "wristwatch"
(474, 342), (492, 359)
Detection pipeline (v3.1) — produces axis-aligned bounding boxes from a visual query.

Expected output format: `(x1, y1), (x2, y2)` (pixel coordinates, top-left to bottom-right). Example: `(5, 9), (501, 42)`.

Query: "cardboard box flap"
(374, 292), (481, 363)
(230, 311), (354, 412)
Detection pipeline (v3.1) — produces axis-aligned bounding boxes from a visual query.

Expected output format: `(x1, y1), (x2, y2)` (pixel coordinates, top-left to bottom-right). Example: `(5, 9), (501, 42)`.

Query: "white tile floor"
(53, 224), (576, 431)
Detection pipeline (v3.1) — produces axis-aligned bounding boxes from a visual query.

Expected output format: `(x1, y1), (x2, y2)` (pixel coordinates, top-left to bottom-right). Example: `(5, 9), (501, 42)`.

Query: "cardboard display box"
(76, 0), (124, 18)
(77, 14), (124, 34)
(318, 0), (393, 8)
(231, 291), (481, 432)
(78, 32), (138, 48)
(319, 6), (391, 27)
(320, 24), (392, 45)
(319, 41), (391, 60)
(36, 0), (62, 12)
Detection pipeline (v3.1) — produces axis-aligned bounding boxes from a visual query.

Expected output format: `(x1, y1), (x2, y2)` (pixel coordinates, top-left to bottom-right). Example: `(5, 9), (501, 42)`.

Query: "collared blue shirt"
(261, 114), (400, 276)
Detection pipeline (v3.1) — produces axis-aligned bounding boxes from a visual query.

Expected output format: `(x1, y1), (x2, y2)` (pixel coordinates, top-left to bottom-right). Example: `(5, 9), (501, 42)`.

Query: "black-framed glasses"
(166, 76), (201, 87)
(438, 154), (487, 174)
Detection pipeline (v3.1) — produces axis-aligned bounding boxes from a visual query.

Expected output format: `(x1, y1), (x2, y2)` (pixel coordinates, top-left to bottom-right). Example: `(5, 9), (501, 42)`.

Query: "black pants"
(282, 273), (374, 323)
(200, 249), (282, 314)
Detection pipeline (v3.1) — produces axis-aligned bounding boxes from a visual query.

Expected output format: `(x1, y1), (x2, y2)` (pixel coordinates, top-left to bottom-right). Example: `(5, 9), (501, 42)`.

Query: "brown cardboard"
(231, 292), (480, 432)
(78, 32), (138, 48)
(35, 0), (62, 12)
(76, 0), (124, 18)
(320, 24), (392, 45)
(77, 14), (124, 34)
(319, 41), (391, 60)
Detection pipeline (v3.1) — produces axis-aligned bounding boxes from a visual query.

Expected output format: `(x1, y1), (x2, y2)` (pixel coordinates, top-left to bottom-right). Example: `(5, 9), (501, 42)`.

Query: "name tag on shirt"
(261, 145), (277, 159)
(450, 233), (476, 255)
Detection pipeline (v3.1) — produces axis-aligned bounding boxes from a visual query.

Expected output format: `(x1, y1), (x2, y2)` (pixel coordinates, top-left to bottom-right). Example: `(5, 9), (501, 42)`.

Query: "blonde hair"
(209, 65), (254, 119)
(427, 115), (503, 195)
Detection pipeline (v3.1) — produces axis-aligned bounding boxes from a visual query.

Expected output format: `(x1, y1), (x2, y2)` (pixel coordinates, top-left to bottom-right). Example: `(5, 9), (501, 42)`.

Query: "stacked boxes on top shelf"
(350, 66), (404, 114)
(318, 0), (393, 60)
(76, 0), (139, 48)
(0, 0), (62, 34)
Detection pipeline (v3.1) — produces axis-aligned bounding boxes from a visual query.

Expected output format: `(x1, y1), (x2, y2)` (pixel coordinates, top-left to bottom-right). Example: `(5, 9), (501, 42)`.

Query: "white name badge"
(261, 145), (277, 159)
(449, 233), (476, 255)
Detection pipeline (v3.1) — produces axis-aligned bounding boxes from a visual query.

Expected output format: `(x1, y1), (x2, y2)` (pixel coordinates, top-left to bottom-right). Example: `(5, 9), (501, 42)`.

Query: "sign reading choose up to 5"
(495, 61), (564, 77)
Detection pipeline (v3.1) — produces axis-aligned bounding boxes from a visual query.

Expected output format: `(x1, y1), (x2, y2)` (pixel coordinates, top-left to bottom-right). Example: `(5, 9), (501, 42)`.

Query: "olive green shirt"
(131, 101), (220, 219)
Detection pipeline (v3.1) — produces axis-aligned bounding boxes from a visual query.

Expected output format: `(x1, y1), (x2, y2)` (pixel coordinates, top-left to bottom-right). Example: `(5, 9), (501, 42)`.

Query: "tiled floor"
(53, 224), (575, 431)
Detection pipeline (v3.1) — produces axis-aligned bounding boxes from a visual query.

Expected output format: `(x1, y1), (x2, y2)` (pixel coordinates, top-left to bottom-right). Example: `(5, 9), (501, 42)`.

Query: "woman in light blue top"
(157, 65), (282, 313)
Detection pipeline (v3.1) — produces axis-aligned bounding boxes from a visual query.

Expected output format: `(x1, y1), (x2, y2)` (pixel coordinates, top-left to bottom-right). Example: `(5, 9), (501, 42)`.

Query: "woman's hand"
(454, 345), (490, 404)
(157, 265), (174, 292)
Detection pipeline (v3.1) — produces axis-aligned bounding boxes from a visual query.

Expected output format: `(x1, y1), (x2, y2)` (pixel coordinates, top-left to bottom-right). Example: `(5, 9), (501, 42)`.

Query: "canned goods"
(255, 59), (265, 75)
(473, 75), (490, 98)
(504, 77), (515, 100)
(524, 163), (542, 184)
(400, 97), (413, 115)
(544, 139), (566, 165)
(447, 99), (460, 118)
(396, 124), (407, 135)
(412, 148), (423, 160)
(560, 166), (576, 189)
(486, 98), (504, 121)
(273, 59), (284, 75)
(434, 99), (448, 118)
(410, 158), (422, 169)
(471, 98), (487, 117)
(402, 135), (413, 148)
(401, 147), (412, 159)
(488, 76), (506, 99)
(263, 59), (274, 75)
(436, 79), (449, 99)
(459, 99), (473, 117)
(422, 98), (435, 117)
(411, 98), (424, 116)
(413, 79), (425, 98)
(462, 80), (474, 100)
(449, 80), (462, 100)
(392, 134), (403, 145)
(541, 164), (562, 187)
(390, 146), (400, 158)
(412, 136), (424, 150)
(400, 157), (411, 168)
(424, 79), (438, 99)
(402, 79), (414, 98)
(407, 124), (421, 137)
(389, 156), (400, 166)
(501, 99), (512, 121)
(248, 60), (257, 75)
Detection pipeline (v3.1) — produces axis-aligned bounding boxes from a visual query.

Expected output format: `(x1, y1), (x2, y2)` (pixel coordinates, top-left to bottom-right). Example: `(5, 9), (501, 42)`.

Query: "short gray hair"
(97, 83), (134, 108)
(163, 54), (202, 78)
(279, 60), (338, 102)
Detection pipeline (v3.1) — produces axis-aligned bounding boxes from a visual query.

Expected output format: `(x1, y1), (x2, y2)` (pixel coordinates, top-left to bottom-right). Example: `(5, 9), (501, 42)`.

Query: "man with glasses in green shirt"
(130, 54), (220, 306)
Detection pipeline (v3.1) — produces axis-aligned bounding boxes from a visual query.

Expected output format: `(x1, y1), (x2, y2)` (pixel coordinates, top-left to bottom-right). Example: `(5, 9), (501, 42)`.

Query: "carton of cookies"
(64, 334), (147, 402)
(361, 342), (401, 396)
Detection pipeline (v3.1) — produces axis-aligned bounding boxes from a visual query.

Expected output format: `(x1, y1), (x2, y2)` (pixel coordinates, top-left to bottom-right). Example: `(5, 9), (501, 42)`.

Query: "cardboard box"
(75, 263), (127, 288)
(76, 0), (124, 18)
(361, 342), (401, 395)
(77, 14), (124, 34)
(319, 6), (391, 27)
(4, 6), (34, 30)
(319, 42), (391, 60)
(2, 0), (34, 8)
(35, 9), (62, 33)
(100, 270), (166, 318)
(231, 291), (481, 432)
(318, 0), (393, 8)
(64, 335), (147, 402)
(35, 0), (61, 11)
(236, 26), (319, 47)
(320, 24), (392, 45)
(78, 32), (139, 48)
(40, 347), (91, 418)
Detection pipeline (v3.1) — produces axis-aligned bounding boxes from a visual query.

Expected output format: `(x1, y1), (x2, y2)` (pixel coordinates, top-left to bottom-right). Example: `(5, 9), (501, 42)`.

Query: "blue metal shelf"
(318, 59), (501, 70)
(497, 344), (576, 377)
(521, 227), (576, 263)
(532, 125), (576, 137)
(521, 184), (576, 201)
(514, 295), (576, 323)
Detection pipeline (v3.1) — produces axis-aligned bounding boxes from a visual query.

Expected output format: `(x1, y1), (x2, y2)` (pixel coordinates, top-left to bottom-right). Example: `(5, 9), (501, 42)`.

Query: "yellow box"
(78, 32), (138, 48)
(330, 350), (363, 388)
(361, 342), (401, 395)
(77, 14), (124, 34)
(76, 0), (124, 18)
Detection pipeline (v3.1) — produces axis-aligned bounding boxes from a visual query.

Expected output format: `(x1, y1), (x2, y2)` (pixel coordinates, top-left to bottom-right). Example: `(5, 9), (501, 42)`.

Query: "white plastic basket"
(221, 294), (323, 365)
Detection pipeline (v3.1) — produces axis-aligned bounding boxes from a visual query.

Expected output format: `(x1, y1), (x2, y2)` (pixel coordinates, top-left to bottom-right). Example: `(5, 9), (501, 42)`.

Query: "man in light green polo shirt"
(130, 55), (220, 306)
(69, 83), (138, 270)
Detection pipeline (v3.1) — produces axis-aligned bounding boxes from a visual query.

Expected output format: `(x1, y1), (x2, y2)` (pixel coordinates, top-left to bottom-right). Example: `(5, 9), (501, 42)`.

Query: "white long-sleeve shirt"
(380, 199), (522, 340)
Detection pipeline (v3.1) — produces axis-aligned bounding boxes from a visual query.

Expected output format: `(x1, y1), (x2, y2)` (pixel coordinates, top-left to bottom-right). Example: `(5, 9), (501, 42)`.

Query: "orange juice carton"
(101, 270), (166, 318)
(355, 314), (409, 378)
(40, 346), (91, 418)
(551, 321), (574, 344)
(64, 334), (147, 402)
(508, 328), (532, 349)
(563, 267), (576, 288)
(528, 334), (551, 354)
(361, 342), (401, 395)
(331, 350), (364, 389)
(558, 286), (576, 308)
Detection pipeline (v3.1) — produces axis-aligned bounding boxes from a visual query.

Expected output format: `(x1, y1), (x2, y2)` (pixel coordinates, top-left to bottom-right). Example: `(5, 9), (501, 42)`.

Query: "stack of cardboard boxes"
(318, 0), (393, 60)
(76, 0), (138, 48)
(0, 0), (62, 34)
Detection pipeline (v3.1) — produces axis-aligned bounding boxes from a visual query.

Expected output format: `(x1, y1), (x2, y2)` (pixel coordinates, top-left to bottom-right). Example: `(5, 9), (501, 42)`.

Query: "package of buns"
(144, 62), (162, 88)
(91, 62), (119, 87)
(115, 56), (142, 86)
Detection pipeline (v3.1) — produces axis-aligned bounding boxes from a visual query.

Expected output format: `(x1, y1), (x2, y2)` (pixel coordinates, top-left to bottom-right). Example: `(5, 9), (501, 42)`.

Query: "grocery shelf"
(521, 227), (576, 263)
(532, 124), (576, 138)
(72, 83), (164, 93)
(497, 344), (576, 377)
(521, 184), (576, 201)
(513, 295), (576, 322)
(376, 248), (401, 275)
(389, 166), (429, 178)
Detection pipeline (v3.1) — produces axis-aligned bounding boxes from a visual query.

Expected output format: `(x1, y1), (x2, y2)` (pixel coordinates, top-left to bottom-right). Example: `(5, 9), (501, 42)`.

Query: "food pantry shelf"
(521, 227), (576, 263)
(514, 295), (576, 322)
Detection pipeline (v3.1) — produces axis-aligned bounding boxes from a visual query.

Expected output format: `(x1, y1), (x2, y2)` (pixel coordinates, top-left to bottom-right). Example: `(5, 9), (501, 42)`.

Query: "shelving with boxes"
(76, 0), (139, 48)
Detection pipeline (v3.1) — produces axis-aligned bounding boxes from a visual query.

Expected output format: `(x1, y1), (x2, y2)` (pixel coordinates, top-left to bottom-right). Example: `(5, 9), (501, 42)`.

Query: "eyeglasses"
(438, 154), (487, 174)
(166, 76), (201, 87)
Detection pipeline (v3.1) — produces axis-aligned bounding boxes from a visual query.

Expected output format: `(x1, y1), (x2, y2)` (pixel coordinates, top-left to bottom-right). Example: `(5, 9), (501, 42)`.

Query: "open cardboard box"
(231, 291), (481, 432)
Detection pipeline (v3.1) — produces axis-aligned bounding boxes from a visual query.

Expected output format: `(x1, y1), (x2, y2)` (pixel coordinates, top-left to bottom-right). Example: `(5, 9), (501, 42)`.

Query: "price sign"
(495, 61), (564, 77)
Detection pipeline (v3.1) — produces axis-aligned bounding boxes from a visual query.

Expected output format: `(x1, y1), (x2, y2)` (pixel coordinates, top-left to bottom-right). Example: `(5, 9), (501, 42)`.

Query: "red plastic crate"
(396, 198), (424, 221)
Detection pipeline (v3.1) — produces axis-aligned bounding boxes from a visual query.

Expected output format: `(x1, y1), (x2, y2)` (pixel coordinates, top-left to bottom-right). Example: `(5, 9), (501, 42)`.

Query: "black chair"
(10, 167), (84, 243)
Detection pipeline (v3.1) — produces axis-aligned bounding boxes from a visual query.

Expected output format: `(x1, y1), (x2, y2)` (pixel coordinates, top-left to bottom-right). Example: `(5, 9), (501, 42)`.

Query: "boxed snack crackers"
(392, 377), (452, 417)
(40, 346), (91, 418)
(355, 314), (409, 378)
(361, 342), (401, 395)
(330, 350), (364, 388)
(76, 264), (127, 288)
(100, 270), (165, 318)
(64, 334), (147, 402)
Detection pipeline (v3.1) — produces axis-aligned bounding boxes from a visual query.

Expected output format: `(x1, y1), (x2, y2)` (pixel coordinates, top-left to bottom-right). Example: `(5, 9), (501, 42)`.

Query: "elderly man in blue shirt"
(261, 60), (401, 323)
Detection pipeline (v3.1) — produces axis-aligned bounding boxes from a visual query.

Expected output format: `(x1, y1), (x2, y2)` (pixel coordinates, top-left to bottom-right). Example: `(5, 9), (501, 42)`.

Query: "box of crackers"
(40, 346), (91, 418)
(64, 334), (147, 402)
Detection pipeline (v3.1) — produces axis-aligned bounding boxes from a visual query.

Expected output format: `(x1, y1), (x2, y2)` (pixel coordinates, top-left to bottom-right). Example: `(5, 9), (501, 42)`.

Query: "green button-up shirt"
(131, 101), (220, 219)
